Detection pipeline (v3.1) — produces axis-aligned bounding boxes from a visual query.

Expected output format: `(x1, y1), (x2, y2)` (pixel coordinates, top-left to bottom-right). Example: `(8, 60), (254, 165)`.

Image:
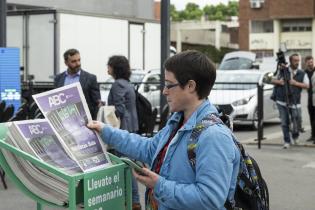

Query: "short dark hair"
(107, 55), (131, 80)
(289, 53), (299, 62)
(64, 49), (80, 61)
(164, 50), (216, 99)
(305, 55), (313, 62)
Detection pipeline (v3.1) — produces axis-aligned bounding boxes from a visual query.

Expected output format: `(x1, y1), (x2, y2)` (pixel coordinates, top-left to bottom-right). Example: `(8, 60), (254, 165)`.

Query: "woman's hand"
(132, 168), (159, 189)
(87, 121), (104, 133)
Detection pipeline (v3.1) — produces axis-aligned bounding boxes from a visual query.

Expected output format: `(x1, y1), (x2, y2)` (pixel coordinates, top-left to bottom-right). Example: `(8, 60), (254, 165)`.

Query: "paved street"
(246, 144), (315, 210)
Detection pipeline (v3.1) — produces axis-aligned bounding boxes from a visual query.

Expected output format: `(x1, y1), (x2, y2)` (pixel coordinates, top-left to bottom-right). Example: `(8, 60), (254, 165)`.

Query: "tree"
(170, 4), (181, 21)
(170, 1), (239, 22)
(204, 2), (239, 21)
(170, 3), (203, 21)
(180, 3), (203, 20)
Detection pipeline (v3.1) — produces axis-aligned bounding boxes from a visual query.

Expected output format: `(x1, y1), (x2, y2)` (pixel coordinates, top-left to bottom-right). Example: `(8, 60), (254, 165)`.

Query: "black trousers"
(307, 104), (315, 138)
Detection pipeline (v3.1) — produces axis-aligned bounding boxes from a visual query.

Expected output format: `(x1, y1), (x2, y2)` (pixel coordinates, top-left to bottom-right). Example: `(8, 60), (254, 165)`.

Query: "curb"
(244, 140), (315, 148)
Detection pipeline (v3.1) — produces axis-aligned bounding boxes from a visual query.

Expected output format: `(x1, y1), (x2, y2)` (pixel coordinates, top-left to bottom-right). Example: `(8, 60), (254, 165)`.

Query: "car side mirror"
(149, 85), (158, 91)
(263, 72), (274, 84)
(144, 85), (150, 92)
(252, 63), (260, 70)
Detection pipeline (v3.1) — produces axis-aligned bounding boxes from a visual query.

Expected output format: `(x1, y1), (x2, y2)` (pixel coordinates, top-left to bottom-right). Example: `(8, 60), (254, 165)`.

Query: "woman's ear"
(187, 80), (196, 92)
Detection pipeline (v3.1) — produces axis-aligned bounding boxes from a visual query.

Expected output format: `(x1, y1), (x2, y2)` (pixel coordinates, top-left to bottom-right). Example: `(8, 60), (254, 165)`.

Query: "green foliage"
(170, 4), (181, 21)
(171, 1), (239, 22)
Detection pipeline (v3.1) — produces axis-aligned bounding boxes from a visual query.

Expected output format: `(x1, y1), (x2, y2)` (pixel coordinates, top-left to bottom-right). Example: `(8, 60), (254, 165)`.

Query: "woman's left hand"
(132, 168), (159, 189)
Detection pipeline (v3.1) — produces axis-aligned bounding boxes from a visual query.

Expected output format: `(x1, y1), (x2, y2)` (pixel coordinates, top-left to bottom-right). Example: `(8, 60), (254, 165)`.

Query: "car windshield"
(102, 72), (145, 90)
(218, 57), (254, 70)
(130, 73), (145, 83)
(213, 72), (261, 90)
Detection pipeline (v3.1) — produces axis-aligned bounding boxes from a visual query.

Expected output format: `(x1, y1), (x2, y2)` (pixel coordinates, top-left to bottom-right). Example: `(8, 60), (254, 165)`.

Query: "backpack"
(134, 88), (153, 134)
(187, 113), (269, 210)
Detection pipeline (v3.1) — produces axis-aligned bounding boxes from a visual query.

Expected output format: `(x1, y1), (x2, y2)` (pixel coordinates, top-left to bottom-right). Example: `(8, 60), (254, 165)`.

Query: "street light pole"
(160, 0), (170, 115)
(0, 0), (6, 47)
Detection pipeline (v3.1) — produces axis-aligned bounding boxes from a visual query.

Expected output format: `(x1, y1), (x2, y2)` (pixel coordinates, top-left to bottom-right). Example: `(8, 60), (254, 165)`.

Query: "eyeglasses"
(164, 83), (180, 90)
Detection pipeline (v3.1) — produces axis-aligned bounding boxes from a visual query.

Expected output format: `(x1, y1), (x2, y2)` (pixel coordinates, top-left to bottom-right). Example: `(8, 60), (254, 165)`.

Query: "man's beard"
(68, 66), (80, 74)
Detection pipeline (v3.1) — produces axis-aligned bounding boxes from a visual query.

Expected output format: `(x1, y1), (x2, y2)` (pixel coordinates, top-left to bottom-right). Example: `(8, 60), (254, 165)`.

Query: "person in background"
(290, 54), (306, 133)
(304, 56), (315, 143)
(106, 55), (140, 210)
(88, 50), (240, 210)
(54, 48), (102, 120)
(272, 54), (309, 148)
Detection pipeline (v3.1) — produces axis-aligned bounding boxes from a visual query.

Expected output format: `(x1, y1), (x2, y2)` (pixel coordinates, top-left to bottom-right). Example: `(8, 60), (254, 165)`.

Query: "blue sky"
(170, 0), (238, 10)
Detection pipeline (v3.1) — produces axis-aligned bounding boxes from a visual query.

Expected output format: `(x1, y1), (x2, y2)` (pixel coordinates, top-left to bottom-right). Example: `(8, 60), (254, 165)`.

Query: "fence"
(212, 82), (271, 149)
(20, 80), (274, 149)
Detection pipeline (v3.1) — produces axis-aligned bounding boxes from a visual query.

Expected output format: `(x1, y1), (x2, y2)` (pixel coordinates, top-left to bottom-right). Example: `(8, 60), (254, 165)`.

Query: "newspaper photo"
(33, 83), (111, 172)
(13, 119), (81, 174)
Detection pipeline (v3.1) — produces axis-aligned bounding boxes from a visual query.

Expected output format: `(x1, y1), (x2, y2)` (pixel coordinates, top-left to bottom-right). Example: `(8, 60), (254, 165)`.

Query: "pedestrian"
(304, 56), (315, 143)
(54, 48), (102, 120)
(106, 55), (141, 210)
(88, 50), (240, 210)
(272, 53), (309, 148)
(107, 55), (139, 132)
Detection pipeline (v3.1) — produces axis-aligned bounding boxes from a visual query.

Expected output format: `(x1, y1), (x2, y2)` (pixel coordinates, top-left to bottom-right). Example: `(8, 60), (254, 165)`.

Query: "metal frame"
(0, 124), (132, 210)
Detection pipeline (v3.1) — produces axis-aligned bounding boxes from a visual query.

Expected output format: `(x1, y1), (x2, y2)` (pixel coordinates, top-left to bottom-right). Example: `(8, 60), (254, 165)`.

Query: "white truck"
(7, 9), (161, 83)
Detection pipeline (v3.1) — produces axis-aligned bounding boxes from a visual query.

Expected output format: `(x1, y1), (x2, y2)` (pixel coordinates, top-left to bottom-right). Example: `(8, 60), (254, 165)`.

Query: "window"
(281, 19), (312, 32)
(251, 20), (273, 33)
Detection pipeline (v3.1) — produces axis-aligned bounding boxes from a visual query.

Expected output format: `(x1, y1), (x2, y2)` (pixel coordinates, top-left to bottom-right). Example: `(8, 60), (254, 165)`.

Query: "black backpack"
(135, 88), (153, 134)
(187, 113), (269, 210)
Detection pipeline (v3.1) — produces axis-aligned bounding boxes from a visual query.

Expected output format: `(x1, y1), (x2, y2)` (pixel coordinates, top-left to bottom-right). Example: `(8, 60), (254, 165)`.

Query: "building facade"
(7, 0), (155, 20)
(239, 0), (315, 59)
(171, 19), (239, 52)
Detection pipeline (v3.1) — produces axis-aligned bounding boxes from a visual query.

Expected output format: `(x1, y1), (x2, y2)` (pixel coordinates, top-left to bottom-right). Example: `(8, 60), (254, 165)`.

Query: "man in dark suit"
(54, 48), (101, 119)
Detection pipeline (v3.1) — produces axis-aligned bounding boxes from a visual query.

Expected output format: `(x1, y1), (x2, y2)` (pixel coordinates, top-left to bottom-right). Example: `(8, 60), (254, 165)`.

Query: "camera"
(276, 50), (286, 65)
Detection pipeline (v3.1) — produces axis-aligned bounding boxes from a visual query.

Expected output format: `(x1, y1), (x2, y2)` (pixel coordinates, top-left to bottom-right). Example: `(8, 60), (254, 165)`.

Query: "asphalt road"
(246, 144), (315, 210)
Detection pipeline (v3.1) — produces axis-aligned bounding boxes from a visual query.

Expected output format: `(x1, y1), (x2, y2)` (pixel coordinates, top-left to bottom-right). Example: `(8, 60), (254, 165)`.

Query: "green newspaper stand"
(0, 124), (132, 210)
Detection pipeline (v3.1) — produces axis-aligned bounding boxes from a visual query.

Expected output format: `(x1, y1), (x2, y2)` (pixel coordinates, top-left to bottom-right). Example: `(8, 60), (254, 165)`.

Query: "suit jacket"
(54, 69), (101, 119)
(108, 79), (139, 132)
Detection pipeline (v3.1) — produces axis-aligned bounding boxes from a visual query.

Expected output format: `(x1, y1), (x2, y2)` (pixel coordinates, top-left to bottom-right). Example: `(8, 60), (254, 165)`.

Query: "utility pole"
(160, 0), (170, 115)
(0, 0), (6, 47)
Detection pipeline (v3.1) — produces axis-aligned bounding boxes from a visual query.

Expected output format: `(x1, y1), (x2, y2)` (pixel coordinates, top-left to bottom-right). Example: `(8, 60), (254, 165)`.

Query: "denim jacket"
(100, 100), (240, 210)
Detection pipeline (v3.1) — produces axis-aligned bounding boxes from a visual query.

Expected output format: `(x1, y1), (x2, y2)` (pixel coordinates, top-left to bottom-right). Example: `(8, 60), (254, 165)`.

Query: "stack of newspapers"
(1, 83), (111, 206)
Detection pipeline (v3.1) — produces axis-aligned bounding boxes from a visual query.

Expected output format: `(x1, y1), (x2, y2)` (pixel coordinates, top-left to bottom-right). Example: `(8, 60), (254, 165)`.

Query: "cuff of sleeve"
(154, 176), (174, 203)
(100, 124), (115, 144)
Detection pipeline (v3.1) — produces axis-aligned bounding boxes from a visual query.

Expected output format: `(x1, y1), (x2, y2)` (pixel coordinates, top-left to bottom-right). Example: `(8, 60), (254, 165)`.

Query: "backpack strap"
(187, 113), (237, 209)
(187, 113), (223, 170)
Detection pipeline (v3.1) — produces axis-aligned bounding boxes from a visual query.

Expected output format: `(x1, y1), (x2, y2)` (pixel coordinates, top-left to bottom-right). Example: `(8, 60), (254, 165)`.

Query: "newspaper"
(11, 119), (81, 174)
(33, 83), (111, 172)
(2, 124), (68, 206)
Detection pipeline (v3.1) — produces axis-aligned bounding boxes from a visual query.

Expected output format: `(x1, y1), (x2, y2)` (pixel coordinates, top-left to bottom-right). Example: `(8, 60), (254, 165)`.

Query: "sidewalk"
(243, 125), (315, 148)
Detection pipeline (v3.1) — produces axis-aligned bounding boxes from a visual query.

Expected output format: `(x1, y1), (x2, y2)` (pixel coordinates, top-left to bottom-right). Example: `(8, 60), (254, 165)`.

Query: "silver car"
(209, 70), (279, 129)
(100, 69), (161, 114)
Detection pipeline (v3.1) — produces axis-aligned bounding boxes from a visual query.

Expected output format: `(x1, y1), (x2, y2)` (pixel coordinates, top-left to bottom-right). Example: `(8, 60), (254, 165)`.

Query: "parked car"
(209, 70), (279, 129)
(100, 69), (161, 115)
(218, 51), (258, 70)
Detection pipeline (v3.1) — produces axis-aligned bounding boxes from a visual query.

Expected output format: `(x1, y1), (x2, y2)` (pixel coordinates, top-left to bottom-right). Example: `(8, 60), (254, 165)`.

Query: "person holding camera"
(272, 53), (309, 149)
(304, 56), (315, 143)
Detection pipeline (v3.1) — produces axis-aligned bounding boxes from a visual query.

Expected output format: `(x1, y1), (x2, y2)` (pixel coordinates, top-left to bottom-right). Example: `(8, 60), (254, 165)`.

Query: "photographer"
(272, 53), (309, 149)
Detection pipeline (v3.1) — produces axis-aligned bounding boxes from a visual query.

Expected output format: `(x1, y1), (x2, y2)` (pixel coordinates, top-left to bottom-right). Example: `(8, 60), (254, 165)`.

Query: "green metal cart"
(0, 124), (132, 210)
